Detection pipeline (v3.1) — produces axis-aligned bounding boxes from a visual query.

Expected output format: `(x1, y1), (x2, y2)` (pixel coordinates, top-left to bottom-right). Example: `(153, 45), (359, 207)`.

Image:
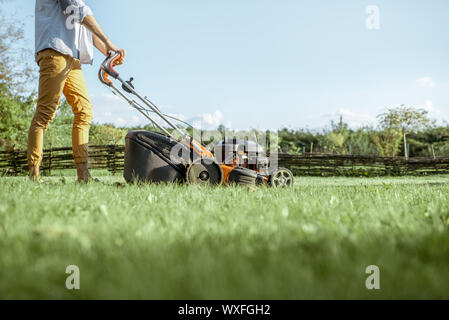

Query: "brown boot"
(29, 166), (43, 183)
(76, 162), (90, 183)
(76, 163), (100, 183)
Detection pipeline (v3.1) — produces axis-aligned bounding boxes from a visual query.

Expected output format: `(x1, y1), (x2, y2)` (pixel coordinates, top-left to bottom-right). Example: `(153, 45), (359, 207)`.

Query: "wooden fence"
(1, 146), (449, 177)
(0, 145), (125, 176)
(278, 153), (449, 176)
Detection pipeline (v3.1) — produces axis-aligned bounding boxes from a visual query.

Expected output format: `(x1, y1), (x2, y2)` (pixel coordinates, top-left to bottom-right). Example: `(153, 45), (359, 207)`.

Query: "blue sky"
(4, 0), (449, 130)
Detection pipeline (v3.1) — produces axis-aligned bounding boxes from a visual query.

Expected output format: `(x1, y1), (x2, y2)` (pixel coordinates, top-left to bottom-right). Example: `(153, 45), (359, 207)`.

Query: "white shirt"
(35, 0), (94, 64)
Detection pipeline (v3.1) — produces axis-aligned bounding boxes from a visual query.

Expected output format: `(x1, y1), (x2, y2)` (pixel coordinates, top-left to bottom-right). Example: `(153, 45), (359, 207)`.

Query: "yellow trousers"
(28, 49), (93, 167)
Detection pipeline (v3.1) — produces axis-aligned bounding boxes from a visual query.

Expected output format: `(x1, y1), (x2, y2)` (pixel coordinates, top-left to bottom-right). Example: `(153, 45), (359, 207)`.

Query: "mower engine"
(214, 138), (269, 175)
(213, 138), (294, 187)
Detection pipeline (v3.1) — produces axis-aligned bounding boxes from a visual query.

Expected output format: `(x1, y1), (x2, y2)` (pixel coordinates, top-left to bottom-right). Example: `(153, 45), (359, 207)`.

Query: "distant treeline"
(1, 96), (449, 159)
(277, 117), (449, 158)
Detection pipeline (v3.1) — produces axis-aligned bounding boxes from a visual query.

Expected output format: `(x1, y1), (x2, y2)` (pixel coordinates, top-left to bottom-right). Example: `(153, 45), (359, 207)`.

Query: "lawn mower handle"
(99, 51), (124, 86)
(97, 51), (214, 159)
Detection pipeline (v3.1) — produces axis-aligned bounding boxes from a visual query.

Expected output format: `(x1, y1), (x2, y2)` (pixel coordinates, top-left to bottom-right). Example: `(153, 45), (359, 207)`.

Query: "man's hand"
(92, 34), (124, 58)
(105, 41), (126, 58)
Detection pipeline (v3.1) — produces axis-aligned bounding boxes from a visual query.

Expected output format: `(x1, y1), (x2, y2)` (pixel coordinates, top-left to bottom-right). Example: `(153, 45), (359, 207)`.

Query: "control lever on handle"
(122, 77), (135, 93)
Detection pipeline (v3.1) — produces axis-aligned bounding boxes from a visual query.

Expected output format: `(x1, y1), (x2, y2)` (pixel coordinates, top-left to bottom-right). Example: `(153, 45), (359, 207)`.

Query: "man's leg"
(27, 50), (71, 180)
(63, 60), (93, 182)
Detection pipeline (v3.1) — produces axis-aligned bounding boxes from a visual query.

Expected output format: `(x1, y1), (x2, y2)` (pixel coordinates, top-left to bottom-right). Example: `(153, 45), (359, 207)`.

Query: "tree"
(327, 115), (350, 154)
(89, 124), (128, 146)
(0, 0), (37, 94)
(0, 0), (37, 150)
(0, 87), (35, 149)
(44, 100), (75, 148)
(325, 132), (345, 154)
(371, 129), (402, 157)
(377, 105), (433, 159)
(408, 125), (449, 158)
(346, 127), (378, 156)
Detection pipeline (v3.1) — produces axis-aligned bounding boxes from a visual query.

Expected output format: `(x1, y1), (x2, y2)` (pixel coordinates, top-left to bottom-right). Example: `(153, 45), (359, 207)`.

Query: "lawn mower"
(99, 52), (294, 187)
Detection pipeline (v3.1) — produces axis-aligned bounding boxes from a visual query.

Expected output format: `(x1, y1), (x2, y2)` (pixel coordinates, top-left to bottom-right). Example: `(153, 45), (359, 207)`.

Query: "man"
(29, 0), (125, 182)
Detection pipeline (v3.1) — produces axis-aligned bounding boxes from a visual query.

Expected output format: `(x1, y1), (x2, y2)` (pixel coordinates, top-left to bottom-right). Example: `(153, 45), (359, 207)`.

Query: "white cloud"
(131, 115), (140, 123)
(91, 92), (122, 103)
(323, 108), (377, 128)
(421, 100), (441, 118)
(91, 92), (228, 130)
(167, 113), (187, 122)
(416, 77), (436, 88)
(90, 92), (149, 127)
(114, 117), (127, 127)
(201, 110), (223, 128)
(170, 114), (187, 121)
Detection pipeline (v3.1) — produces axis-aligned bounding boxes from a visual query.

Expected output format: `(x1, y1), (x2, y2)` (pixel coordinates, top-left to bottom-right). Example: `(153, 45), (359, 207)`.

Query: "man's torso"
(35, 0), (93, 64)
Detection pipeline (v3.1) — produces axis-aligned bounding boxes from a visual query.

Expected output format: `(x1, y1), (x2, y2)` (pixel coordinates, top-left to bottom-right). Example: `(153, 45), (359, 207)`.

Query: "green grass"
(1, 173), (449, 299)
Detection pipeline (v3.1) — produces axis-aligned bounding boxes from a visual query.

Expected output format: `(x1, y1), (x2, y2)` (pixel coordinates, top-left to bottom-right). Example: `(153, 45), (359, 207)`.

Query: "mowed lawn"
(1, 173), (449, 299)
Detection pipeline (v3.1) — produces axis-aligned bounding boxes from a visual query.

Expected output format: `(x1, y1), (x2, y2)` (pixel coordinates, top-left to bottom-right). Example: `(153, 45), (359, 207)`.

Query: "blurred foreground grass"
(0, 173), (449, 299)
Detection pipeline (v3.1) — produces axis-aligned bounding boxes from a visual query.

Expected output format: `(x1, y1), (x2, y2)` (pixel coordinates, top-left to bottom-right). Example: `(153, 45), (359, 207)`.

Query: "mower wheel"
(269, 167), (294, 188)
(186, 158), (224, 186)
(228, 167), (258, 186)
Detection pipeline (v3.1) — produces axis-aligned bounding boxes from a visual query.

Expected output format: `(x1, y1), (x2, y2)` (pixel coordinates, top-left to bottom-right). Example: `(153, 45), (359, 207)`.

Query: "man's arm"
(92, 33), (108, 56)
(59, 0), (125, 57)
(82, 15), (125, 57)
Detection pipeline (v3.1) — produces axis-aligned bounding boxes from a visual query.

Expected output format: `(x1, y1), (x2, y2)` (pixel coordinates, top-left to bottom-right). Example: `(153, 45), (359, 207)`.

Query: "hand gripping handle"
(98, 51), (125, 86)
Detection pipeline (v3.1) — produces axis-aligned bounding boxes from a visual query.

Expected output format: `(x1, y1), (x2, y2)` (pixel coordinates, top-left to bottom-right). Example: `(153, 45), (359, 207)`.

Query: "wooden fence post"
(12, 149), (18, 175)
(49, 143), (52, 176)
(112, 145), (117, 175)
